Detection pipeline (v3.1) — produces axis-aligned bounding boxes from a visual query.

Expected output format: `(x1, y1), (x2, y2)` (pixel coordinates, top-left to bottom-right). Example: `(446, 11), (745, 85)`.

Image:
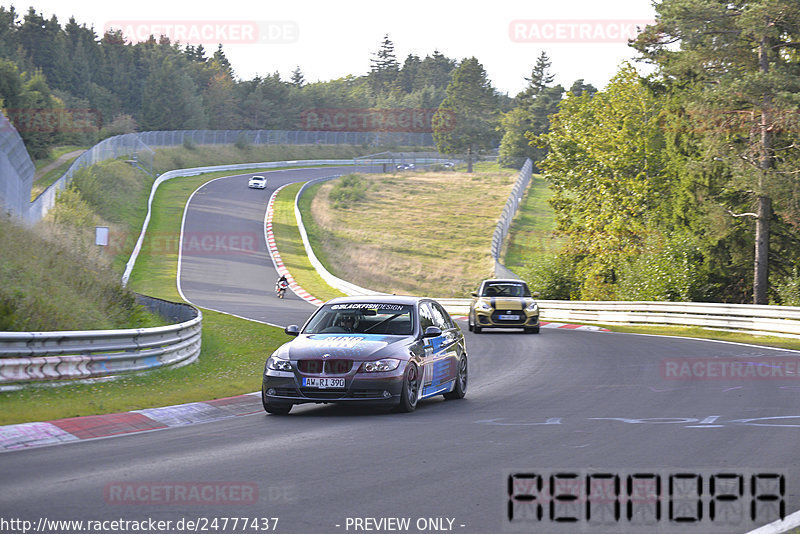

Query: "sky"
(8, 0), (659, 95)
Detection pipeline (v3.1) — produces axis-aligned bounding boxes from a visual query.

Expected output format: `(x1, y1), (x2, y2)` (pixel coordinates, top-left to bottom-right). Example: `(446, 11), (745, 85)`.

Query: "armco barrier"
(491, 158), (533, 278)
(432, 299), (800, 338)
(0, 295), (201, 386)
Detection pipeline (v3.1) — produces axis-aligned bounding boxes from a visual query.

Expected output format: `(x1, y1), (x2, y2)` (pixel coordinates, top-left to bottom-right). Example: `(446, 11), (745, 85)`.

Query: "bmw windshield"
(303, 303), (415, 336)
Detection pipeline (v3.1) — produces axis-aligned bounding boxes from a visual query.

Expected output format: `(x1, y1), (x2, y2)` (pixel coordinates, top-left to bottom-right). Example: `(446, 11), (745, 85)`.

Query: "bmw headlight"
(477, 302), (492, 311)
(267, 355), (293, 371)
(525, 302), (539, 313)
(359, 359), (401, 373)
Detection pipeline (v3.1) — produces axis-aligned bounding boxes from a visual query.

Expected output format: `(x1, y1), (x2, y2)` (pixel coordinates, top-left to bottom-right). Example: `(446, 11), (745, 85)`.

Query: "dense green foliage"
(528, 0), (800, 304)
(499, 53), (596, 169)
(329, 174), (369, 208)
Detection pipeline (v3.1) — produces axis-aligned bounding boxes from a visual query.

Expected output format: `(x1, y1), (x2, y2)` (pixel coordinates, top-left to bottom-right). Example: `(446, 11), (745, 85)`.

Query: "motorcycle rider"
(275, 274), (289, 297)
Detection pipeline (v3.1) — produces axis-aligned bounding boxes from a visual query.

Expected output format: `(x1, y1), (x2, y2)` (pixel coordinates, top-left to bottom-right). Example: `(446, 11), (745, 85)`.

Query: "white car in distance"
(248, 175), (267, 189)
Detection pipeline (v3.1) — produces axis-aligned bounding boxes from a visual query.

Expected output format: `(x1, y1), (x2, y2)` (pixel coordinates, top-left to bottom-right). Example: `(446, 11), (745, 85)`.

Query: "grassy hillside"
(304, 163), (517, 297)
(0, 217), (163, 331)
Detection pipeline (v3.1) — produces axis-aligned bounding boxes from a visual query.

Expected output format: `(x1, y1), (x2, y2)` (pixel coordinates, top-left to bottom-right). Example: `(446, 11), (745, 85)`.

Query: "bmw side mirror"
(533, 292), (540, 298)
(470, 292), (478, 297)
(285, 325), (300, 336)
(423, 326), (442, 338)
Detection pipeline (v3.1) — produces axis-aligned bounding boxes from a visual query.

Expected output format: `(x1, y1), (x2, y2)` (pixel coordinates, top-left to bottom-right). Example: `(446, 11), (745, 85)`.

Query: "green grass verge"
(32, 145), (86, 170)
(0, 217), (163, 332)
(297, 182), (342, 281)
(272, 182), (346, 302)
(503, 174), (562, 270)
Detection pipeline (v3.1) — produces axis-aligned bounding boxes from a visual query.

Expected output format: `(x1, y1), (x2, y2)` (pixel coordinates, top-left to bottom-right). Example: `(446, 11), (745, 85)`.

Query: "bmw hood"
(284, 334), (411, 361)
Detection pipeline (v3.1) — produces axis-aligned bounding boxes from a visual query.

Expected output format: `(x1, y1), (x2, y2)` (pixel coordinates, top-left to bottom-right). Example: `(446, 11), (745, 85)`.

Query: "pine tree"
(568, 79), (596, 98)
(432, 57), (500, 172)
(633, 0), (800, 304)
(399, 54), (420, 93)
(369, 34), (399, 95)
(499, 52), (564, 168)
(417, 50), (455, 89)
(290, 66), (305, 88)
(518, 51), (554, 104)
(212, 44), (233, 78)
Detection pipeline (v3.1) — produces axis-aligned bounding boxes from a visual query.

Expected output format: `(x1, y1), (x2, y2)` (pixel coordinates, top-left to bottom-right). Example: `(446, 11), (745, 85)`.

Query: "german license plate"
(303, 377), (345, 388)
(499, 314), (520, 320)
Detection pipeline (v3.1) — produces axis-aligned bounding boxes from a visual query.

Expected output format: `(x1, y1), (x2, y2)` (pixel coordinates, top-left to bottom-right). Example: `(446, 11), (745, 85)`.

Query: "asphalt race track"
(2, 168), (800, 534)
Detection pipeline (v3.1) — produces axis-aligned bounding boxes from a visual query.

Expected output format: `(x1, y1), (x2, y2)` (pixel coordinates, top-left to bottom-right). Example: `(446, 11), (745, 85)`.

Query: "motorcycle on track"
(276, 279), (289, 299)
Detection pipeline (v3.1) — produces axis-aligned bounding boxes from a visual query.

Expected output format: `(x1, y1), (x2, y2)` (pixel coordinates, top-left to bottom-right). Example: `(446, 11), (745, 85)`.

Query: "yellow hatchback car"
(468, 279), (540, 334)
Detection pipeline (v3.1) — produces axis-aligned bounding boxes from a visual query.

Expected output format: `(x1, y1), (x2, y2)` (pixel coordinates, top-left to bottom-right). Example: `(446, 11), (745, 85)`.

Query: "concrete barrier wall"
(0, 111), (34, 218)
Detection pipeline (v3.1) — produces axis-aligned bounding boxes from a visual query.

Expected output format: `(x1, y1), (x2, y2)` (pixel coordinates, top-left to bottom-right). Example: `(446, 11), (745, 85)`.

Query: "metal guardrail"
(0, 295), (201, 387)
(433, 298), (800, 338)
(491, 158), (533, 279)
(539, 300), (800, 337)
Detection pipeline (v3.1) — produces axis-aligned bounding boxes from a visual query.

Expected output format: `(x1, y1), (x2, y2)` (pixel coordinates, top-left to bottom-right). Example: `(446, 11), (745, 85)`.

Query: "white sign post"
(95, 226), (109, 247)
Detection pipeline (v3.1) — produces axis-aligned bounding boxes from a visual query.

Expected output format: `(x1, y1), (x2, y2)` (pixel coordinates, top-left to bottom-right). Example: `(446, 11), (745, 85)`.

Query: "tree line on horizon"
(0, 7), (473, 158)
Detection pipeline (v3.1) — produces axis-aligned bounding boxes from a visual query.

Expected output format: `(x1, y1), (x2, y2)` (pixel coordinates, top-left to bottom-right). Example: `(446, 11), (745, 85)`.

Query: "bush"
(183, 136), (197, 150)
(99, 113), (137, 139)
(521, 254), (581, 300)
(772, 268), (800, 306)
(234, 133), (251, 150)
(329, 174), (369, 209)
(49, 187), (100, 228)
(616, 234), (704, 301)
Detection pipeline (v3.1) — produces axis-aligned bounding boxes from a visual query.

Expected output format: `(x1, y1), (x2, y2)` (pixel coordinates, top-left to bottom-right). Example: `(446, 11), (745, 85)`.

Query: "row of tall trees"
(0, 9), (472, 157)
(524, 0), (800, 305)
